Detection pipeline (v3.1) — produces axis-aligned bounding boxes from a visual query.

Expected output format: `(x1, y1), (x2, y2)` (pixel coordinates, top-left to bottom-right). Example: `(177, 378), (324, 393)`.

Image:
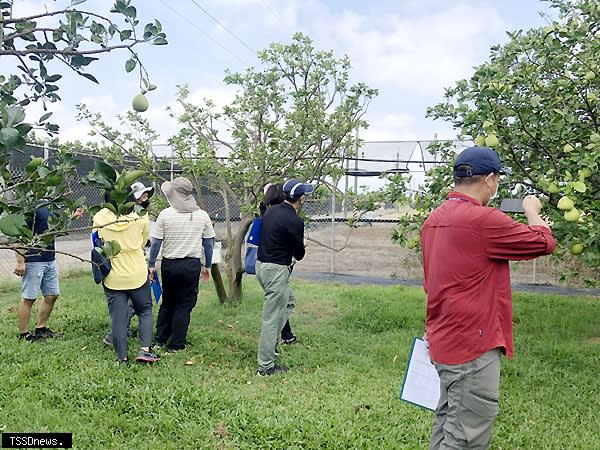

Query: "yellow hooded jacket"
(92, 208), (150, 290)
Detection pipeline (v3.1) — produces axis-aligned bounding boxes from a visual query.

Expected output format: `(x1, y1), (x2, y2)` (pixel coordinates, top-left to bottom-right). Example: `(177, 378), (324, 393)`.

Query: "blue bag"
(246, 217), (262, 245)
(91, 247), (111, 284)
(245, 245), (258, 275)
(91, 231), (111, 284)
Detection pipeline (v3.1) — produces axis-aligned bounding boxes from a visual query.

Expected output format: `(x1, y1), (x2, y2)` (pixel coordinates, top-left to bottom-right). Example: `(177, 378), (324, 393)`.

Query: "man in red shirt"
(421, 146), (556, 449)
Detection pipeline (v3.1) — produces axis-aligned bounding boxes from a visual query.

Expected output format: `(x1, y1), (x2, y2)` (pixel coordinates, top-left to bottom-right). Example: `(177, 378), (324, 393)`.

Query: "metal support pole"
(532, 259), (537, 284)
(353, 127), (359, 194)
(170, 147), (174, 181)
(330, 192), (336, 274)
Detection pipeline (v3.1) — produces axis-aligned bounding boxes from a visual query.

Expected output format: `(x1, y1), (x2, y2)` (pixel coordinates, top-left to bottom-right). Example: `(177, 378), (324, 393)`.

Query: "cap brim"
(301, 183), (314, 195)
(499, 165), (512, 176)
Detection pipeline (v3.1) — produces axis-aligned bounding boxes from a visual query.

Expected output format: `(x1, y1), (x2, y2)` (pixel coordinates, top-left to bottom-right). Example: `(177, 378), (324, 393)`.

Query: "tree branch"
(0, 42), (142, 57)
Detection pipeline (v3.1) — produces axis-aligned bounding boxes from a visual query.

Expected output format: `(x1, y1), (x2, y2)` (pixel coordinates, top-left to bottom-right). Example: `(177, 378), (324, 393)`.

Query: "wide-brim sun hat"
(161, 177), (200, 212)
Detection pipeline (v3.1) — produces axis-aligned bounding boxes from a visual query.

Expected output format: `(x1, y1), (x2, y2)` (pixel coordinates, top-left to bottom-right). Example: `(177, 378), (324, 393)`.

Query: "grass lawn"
(0, 272), (599, 449)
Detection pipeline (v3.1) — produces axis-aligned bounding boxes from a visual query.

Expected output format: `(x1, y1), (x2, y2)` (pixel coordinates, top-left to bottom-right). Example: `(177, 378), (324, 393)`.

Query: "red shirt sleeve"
(483, 209), (556, 260)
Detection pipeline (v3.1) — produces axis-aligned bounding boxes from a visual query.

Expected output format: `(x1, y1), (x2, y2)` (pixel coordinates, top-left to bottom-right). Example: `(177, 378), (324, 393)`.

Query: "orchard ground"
(0, 272), (598, 449)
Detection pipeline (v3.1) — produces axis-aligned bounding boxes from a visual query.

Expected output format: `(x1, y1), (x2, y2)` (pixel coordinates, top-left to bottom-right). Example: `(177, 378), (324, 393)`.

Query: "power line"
(188, 0), (256, 56)
(159, 0), (252, 66)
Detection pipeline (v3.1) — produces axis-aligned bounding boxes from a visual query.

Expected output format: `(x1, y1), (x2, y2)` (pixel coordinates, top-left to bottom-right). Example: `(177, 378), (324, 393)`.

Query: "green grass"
(0, 274), (599, 449)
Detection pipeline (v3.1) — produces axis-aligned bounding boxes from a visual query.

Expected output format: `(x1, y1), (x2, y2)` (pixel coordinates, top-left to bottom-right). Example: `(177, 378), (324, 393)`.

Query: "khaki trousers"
(256, 261), (296, 370)
(430, 348), (501, 450)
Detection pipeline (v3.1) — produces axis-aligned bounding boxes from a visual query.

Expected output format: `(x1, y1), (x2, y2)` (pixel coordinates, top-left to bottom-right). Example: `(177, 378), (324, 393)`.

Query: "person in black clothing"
(260, 183), (298, 345)
(255, 178), (313, 376)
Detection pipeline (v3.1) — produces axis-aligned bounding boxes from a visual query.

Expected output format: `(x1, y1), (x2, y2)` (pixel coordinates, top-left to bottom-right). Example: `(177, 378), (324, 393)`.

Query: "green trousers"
(256, 261), (296, 370)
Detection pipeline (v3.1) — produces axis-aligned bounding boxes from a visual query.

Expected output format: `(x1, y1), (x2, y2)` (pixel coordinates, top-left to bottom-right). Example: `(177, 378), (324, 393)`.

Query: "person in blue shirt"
(14, 206), (83, 342)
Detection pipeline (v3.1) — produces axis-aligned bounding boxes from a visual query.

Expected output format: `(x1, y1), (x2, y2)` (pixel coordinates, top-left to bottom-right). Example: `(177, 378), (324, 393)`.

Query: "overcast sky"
(4, 0), (556, 148)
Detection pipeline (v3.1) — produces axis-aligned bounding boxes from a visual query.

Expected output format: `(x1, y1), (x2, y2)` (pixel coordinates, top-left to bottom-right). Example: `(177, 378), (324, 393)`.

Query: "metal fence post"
(330, 192), (335, 274)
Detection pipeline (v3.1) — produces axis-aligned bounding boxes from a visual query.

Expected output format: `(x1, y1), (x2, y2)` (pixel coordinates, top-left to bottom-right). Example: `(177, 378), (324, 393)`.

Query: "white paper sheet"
(399, 338), (440, 411)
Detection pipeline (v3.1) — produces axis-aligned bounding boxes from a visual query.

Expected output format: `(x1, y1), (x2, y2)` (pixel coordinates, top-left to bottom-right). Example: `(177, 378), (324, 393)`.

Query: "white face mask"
(486, 175), (499, 205)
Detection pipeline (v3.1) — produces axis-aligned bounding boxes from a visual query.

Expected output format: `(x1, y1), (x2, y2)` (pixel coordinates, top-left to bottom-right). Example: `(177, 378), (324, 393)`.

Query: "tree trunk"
(211, 264), (228, 304)
(227, 217), (252, 302)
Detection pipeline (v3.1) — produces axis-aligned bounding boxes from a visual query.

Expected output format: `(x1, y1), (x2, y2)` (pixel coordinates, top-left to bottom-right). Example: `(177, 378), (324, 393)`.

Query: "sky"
(4, 0), (557, 158)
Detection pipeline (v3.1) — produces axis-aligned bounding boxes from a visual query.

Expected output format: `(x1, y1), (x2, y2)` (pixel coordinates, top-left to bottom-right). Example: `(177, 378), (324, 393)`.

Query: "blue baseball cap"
(283, 178), (314, 198)
(453, 146), (511, 177)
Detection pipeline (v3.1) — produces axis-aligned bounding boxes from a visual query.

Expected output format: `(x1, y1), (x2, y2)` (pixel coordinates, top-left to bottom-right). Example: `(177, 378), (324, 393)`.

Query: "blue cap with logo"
(453, 146), (511, 177)
(283, 178), (314, 198)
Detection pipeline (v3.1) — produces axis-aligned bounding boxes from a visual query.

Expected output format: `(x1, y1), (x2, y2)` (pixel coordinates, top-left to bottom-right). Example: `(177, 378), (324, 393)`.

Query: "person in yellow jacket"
(93, 183), (159, 365)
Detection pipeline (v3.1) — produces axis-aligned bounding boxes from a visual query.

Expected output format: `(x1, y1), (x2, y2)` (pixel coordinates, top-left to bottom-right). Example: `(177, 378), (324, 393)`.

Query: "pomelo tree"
(170, 33), (378, 302)
(391, 0), (600, 272)
(0, 0), (166, 253)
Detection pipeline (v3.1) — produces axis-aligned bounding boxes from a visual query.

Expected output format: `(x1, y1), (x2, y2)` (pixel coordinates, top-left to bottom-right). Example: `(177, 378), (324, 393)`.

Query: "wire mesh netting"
(1, 141), (550, 286)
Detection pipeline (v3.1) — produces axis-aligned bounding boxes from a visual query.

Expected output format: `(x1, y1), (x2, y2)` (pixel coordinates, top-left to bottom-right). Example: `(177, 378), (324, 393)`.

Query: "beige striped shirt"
(151, 207), (216, 259)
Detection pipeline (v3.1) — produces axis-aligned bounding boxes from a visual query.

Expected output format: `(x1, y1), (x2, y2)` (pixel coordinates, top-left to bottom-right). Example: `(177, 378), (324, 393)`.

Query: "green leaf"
(119, 30), (132, 41)
(73, 196), (87, 208)
(6, 107), (25, 127)
(37, 166), (50, 178)
(124, 5), (137, 18)
(125, 57), (136, 73)
(119, 169), (147, 187)
(45, 74), (62, 82)
(110, 240), (121, 256)
(80, 73), (99, 84)
(26, 157), (45, 174)
(71, 56), (98, 67)
(152, 37), (168, 45)
(102, 240), (114, 257)
(38, 112), (53, 123)
(15, 123), (33, 136)
(0, 127), (19, 147)
(109, 190), (128, 203)
(571, 181), (586, 193)
(0, 214), (28, 237)
(94, 161), (117, 182)
(45, 173), (64, 186)
(118, 203), (134, 215)
(52, 29), (63, 42)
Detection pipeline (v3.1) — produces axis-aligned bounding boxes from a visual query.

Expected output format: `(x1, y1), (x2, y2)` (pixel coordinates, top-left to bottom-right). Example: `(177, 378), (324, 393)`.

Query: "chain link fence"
(1, 142), (558, 285)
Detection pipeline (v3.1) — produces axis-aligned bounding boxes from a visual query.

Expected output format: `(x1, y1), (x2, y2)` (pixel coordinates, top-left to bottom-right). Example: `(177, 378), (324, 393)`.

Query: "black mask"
(140, 200), (150, 209)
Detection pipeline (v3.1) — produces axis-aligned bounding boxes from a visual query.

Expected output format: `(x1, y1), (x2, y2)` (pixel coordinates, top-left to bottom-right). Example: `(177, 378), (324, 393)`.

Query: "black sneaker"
(34, 327), (63, 339)
(116, 358), (129, 366)
(274, 346), (280, 357)
(281, 336), (297, 345)
(18, 332), (42, 342)
(256, 365), (289, 377)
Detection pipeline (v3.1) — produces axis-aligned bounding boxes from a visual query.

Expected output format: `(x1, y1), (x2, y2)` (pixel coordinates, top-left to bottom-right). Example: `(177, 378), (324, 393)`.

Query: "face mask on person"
(485, 174), (499, 205)
(140, 199), (150, 209)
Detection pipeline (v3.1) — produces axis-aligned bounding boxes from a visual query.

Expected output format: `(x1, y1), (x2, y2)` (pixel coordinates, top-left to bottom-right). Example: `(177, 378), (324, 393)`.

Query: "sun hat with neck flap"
(161, 177), (200, 212)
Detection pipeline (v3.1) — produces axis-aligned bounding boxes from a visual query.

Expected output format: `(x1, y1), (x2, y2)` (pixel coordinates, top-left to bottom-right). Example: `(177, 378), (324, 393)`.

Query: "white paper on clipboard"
(399, 337), (440, 412)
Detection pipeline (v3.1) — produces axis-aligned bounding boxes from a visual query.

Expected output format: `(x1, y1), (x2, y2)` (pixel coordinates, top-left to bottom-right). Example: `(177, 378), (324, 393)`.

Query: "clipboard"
(151, 275), (162, 304)
(399, 337), (440, 412)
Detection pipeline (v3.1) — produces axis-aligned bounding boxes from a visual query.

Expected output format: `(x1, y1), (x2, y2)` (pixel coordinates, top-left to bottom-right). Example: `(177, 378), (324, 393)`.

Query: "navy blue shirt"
(25, 207), (56, 263)
(257, 202), (305, 266)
